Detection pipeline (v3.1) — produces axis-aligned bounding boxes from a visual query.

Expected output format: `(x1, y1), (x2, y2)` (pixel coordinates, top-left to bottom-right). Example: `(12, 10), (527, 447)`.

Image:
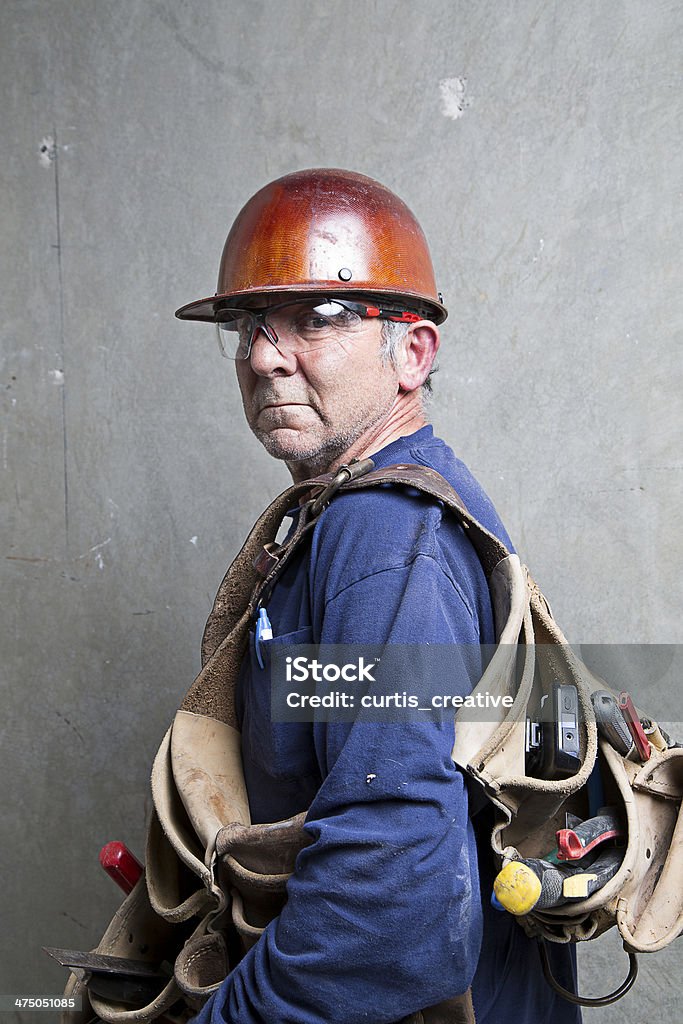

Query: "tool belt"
(58, 461), (683, 1022)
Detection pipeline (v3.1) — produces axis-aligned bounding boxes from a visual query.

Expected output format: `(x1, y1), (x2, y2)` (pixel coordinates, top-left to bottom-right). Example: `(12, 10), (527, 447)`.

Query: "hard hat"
(175, 168), (447, 324)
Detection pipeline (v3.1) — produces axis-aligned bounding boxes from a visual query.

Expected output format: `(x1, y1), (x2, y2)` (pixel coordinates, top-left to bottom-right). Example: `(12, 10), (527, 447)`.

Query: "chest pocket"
(242, 625), (321, 784)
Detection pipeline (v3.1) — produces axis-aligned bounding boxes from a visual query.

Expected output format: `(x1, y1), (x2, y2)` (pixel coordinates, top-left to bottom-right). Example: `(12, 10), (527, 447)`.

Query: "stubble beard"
(250, 399), (394, 478)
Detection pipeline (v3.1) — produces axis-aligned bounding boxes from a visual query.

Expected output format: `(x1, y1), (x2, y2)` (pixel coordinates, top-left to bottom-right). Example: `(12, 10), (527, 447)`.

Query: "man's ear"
(396, 321), (440, 392)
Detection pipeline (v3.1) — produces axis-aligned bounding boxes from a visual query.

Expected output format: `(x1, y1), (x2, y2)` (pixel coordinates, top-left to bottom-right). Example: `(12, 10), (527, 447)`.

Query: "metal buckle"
(253, 542), (281, 577)
(309, 458), (375, 517)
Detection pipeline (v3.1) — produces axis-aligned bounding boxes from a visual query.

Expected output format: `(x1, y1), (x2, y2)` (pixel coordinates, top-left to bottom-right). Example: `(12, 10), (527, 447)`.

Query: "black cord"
(538, 937), (638, 1007)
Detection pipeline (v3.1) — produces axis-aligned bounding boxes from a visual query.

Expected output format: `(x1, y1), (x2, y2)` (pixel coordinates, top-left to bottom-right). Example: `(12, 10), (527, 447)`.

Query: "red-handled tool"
(556, 808), (624, 861)
(99, 842), (143, 894)
(618, 692), (651, 761)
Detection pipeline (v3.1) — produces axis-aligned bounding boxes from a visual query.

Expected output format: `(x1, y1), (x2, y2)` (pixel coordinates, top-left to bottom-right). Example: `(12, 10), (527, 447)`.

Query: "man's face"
(234, 299), (401, 472)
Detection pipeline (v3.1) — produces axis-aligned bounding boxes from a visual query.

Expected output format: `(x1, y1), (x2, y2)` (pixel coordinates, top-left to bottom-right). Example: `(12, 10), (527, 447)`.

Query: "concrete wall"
(2, 1), (681, 1018)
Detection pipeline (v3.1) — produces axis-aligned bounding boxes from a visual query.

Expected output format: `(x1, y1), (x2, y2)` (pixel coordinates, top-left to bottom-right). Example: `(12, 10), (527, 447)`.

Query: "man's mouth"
(261, 401), (304, 408)
(256, 399), (311, 415)
(258, 401), (309, 417)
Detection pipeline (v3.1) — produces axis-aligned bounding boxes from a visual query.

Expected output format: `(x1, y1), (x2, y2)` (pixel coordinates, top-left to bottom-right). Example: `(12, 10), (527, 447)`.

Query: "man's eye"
(295, 313), (335, 332)
(296, 309), (360, 333)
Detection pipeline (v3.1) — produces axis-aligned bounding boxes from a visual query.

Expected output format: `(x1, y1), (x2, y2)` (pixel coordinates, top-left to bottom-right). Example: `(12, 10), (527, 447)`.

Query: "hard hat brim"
(175, 286), (447, 325)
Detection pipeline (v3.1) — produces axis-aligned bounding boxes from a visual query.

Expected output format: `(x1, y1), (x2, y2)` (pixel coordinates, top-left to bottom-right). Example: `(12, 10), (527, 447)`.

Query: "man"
(175, 168), (580, 1023)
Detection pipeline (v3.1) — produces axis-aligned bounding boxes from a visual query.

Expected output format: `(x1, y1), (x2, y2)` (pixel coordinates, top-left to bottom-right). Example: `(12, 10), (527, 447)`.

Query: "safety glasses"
(214, 296), (422, 359)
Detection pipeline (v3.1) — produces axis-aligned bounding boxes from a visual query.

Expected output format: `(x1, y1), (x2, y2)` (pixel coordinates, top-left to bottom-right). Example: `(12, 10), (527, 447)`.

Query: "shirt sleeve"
(193, 545), (487, 1024)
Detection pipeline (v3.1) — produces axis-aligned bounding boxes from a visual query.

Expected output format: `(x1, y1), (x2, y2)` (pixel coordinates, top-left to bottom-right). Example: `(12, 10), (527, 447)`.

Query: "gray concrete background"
(1, 0), (681, 1019)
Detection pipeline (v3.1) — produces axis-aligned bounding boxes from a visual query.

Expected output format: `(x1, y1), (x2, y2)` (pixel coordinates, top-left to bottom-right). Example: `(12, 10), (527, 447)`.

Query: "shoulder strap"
(182, 458), (512, 728)
(336, 462), (511, 577)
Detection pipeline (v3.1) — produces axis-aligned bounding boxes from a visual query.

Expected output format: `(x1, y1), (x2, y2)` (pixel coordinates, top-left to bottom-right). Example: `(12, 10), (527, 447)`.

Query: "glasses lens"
(214, 299), (366, 359)
(269, 300), (364, 351)
(215, 309), (257, 359)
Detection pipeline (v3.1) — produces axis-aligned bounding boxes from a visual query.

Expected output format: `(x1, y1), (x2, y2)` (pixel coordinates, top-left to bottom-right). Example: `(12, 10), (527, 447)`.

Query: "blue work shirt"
(193, 426), (580, 1024)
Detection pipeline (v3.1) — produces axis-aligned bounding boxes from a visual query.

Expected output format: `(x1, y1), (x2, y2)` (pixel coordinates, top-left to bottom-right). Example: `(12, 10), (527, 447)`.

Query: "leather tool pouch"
(58, 462), (682, 1021)
(453, 572), (683, 955)
(62, 725), (313, 1024)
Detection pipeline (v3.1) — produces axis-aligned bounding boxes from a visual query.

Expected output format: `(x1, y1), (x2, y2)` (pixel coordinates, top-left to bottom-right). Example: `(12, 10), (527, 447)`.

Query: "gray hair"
(380, 320), (435, 396)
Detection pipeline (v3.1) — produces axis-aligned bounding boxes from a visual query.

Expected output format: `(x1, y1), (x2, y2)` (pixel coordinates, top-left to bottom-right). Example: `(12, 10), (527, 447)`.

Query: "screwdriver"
(493, 846), (623, 915)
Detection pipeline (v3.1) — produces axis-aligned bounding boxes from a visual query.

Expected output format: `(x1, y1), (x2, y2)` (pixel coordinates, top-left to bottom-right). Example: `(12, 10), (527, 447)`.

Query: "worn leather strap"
(338, 463), (510, 577)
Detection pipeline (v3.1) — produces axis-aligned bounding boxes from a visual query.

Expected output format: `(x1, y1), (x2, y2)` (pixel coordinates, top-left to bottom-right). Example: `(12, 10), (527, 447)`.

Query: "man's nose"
(247, 327), (298, 376)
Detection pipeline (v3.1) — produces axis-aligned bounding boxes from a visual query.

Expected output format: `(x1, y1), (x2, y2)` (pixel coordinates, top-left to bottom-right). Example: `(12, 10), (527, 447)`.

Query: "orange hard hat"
(175, 168), (447, 324)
